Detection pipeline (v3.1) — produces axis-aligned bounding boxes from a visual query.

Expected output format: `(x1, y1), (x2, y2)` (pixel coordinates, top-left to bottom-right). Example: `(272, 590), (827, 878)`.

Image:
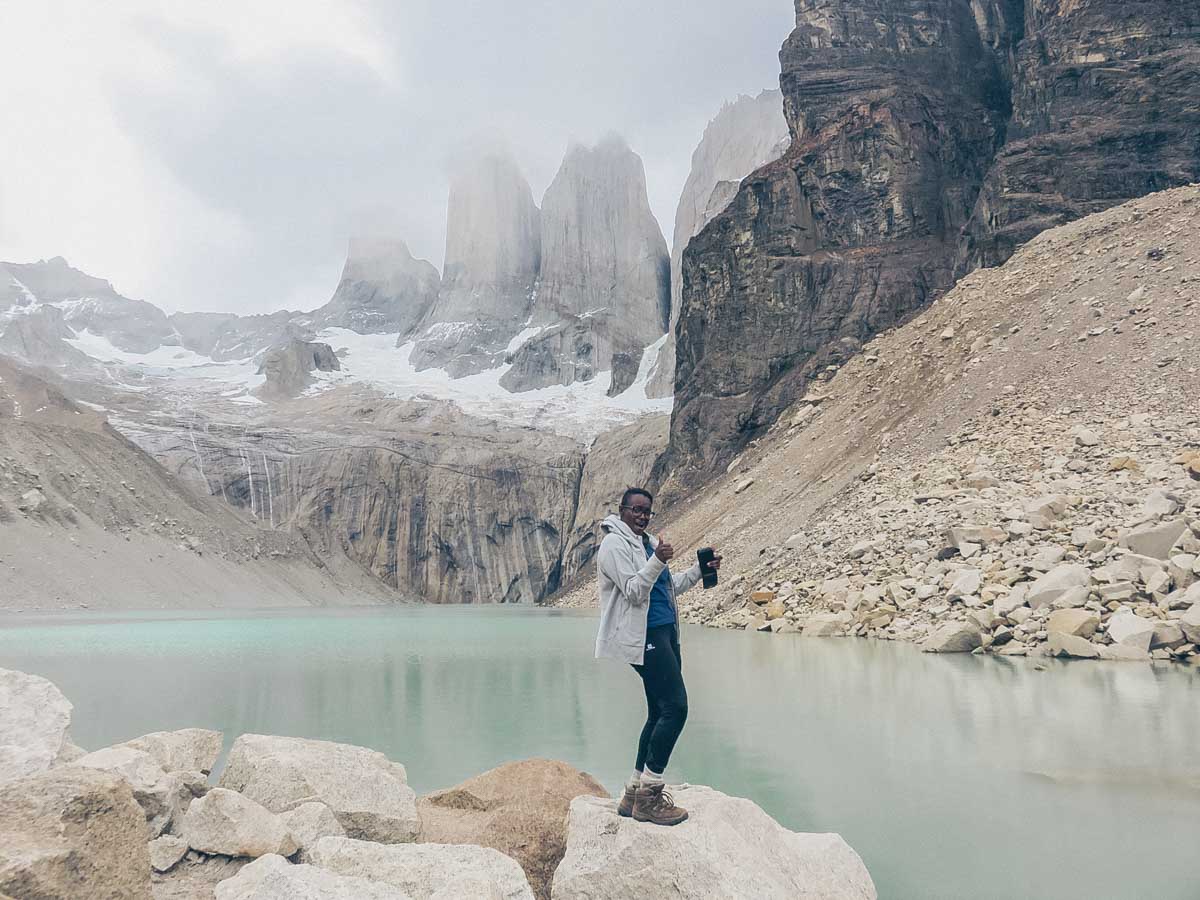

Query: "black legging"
(632, 624), (688, 774)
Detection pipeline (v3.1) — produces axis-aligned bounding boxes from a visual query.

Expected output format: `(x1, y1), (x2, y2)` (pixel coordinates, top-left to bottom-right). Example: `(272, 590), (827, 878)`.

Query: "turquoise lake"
(1, 606), (1197, 899)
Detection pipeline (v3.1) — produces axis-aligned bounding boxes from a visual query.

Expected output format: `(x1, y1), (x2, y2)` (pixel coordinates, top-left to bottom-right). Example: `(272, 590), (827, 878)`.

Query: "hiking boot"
(631, 783), (688, 826)
(616, 784), (637, 817)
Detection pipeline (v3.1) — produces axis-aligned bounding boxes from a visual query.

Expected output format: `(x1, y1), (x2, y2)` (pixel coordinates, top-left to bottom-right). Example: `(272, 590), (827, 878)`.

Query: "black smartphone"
(697, 547), (718, 588)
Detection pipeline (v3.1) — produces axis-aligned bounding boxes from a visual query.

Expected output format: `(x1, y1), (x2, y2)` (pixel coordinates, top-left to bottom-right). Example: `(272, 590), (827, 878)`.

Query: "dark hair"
(620, 487), (653, 508)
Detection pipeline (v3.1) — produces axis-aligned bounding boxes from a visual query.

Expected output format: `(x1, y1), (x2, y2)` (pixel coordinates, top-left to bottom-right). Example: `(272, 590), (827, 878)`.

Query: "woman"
(594, 486), (721, 826)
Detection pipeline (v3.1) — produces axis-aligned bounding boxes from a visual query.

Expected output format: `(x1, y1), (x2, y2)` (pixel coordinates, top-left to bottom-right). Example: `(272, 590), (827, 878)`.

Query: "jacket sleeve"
(598, 533), (665, 608)
(672, 562), (704, 598)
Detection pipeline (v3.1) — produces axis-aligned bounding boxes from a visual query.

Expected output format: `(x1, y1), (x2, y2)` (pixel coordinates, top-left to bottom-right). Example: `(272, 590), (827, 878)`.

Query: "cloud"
(1, 0), (792, 314)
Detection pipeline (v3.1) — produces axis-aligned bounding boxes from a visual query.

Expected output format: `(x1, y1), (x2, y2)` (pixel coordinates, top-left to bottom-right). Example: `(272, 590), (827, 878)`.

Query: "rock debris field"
(567, 187), (1200, 668)
(0, 667), (877, 900)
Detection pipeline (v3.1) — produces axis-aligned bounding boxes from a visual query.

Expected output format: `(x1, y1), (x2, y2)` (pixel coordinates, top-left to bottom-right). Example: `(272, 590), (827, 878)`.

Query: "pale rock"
(802, 613), (846, 637)
(1105, 612), (1156, 651)
(181, 788), (298, 859)
(962, 472), (999, 489)
(1029, 546), (1067, 572)
(72, 745), (198, 837)
(149, 834), (189, 873)
(1007, 607), (1033, 626)
(1071, 426), (1100, 447)
(1050, 586), (1090, 610)
(1096, 644), (1151, 662)
(118, 728), (223, 775)
(946, 567), (982, 601)
(219, 734), (418, 843)
(994, 587), (1027, 618)
(1047, 633), (1100, 659)
(0, 766), (152, 900)
(1179, 605), (1200, 644)
(1070, 526), (1098, 548)
(1119, 519), (1188, 560)
(921, 623), (982, 653)
(214, 853), (411, 900)
(1150, 623), (1186, 650)
(551, 786), (876, 899)
(1046, 609), (1099, 639)
(1098, 582), (1136, 602)
(997, 643), (1027, 656)
(1027, 564), (1092, 609)
(945, 526), (1007, 551)
(1140, 490), (1181, 520)
(280, 802), (346, 863)
(1167, 554), (1197, 588)
(0, 667), (76, 785)
(309, 836), (535, 900)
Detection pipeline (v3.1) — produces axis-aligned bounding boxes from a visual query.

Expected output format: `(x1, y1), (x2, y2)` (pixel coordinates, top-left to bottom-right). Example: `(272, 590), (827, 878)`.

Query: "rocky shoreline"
(0, 667), (877, 899)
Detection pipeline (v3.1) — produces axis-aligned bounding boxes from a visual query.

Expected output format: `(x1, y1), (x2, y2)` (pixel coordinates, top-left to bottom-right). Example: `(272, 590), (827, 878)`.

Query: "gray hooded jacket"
(595, 513), (703, 665)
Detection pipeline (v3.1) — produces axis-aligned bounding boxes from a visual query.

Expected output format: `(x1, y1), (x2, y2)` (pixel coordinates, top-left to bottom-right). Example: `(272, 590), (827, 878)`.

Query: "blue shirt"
(644, 541), (676, 628)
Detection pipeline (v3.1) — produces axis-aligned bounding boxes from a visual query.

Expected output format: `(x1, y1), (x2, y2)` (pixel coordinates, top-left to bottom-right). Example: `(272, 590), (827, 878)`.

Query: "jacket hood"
(600, 513), (656, 547)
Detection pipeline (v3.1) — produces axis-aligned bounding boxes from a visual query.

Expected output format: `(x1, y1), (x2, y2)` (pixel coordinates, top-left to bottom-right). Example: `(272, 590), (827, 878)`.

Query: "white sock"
(641, 767), (664, 786)
(627, 770), (642, 789)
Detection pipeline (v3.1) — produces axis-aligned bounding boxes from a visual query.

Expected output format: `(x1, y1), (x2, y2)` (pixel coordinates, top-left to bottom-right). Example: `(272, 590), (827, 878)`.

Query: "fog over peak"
(0, 0), (792, 315)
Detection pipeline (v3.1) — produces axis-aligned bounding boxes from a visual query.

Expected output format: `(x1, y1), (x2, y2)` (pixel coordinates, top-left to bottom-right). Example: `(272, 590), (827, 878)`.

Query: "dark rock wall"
(671, 0), (1008, 483)
(671, 0), (1200, 486)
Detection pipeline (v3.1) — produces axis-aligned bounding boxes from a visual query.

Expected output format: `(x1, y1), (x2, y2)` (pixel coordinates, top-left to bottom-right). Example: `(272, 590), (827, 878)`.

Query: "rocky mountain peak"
(308, 236), (440, 337)
(646, 89), (790, 398)
(409, 149), (541, 377)
(502, 136), (668, 393)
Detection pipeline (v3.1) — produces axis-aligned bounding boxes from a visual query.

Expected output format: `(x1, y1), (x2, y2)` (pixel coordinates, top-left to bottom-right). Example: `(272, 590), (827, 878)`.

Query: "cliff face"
(410, 153), (541, 377)
(671, 0), (1008, 484)
(504, 137), (669, 393)
(670, 0), (1200, 487)
(646, 91), (790, 399)
(957, 0), (1200, 270)
(128, 397), (598, 604)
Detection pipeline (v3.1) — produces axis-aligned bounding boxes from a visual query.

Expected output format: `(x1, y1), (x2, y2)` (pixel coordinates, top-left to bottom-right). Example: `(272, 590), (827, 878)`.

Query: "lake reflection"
(1, 607), (1197, 900)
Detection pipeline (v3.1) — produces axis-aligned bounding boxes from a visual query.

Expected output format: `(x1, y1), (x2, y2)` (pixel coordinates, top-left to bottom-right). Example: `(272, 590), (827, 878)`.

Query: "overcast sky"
(1, 1), (793, 314)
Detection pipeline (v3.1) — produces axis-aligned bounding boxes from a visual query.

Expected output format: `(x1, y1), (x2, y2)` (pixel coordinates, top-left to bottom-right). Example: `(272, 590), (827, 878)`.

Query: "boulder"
(551, 786), (875, 899)
(149, 834), (189, 873)
(1097, 644), (1152, 662)
(309, 836), (535, 900)
(802, 613), (846, 637)
(279, 802), (345, 863)
(1150, 623), (1186, 651)
(117, 728), (223, 775)
(945, 526), (1007, 551)
(72, 745), (198, 837)
(1047, 633), (1100, 659)
(417, 758), (606, 900)
(181, 788), (298, 859)
(1105, 612), (1156, 651)
(946, 568), (982, 601)
(1180, 606), (1200, 644)
(0, 667), (76, 784)
(1119, 519), (1188, 560)
(214, 853), (411, 900)
(219, 734), (418, 843)
(0, 766), (152, 900)
(1046, 610), (1099, 640)
(921, 623), (982, 654)
(1027, 565), (1092, 610)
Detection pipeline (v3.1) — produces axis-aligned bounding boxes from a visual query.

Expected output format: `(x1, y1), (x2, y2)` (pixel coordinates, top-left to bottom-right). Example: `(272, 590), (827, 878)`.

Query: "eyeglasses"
(620, 505), (655, 519)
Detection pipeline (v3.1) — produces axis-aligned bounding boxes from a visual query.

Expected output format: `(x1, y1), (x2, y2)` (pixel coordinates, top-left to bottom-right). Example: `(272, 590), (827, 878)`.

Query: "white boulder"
(117, 728), (223, 775)
(72, 745), (199, 837)
(1119, 519), (1188, 560)
(1027, 565), (1092, 610)
(280, 801), (346, 862)
(1105, 612), (1157, 651)
(308, 836), (534, 900)
(181, 787), (298, 859)
(1180, 605), (1200, 644)
(0, 667), (77, 784)
(149, 834), (189, 873)
(551, 786), (875, 899)
(219, 734), (418, 843)
(921, 622), (982, 653)
(214, 853), (411, 900)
